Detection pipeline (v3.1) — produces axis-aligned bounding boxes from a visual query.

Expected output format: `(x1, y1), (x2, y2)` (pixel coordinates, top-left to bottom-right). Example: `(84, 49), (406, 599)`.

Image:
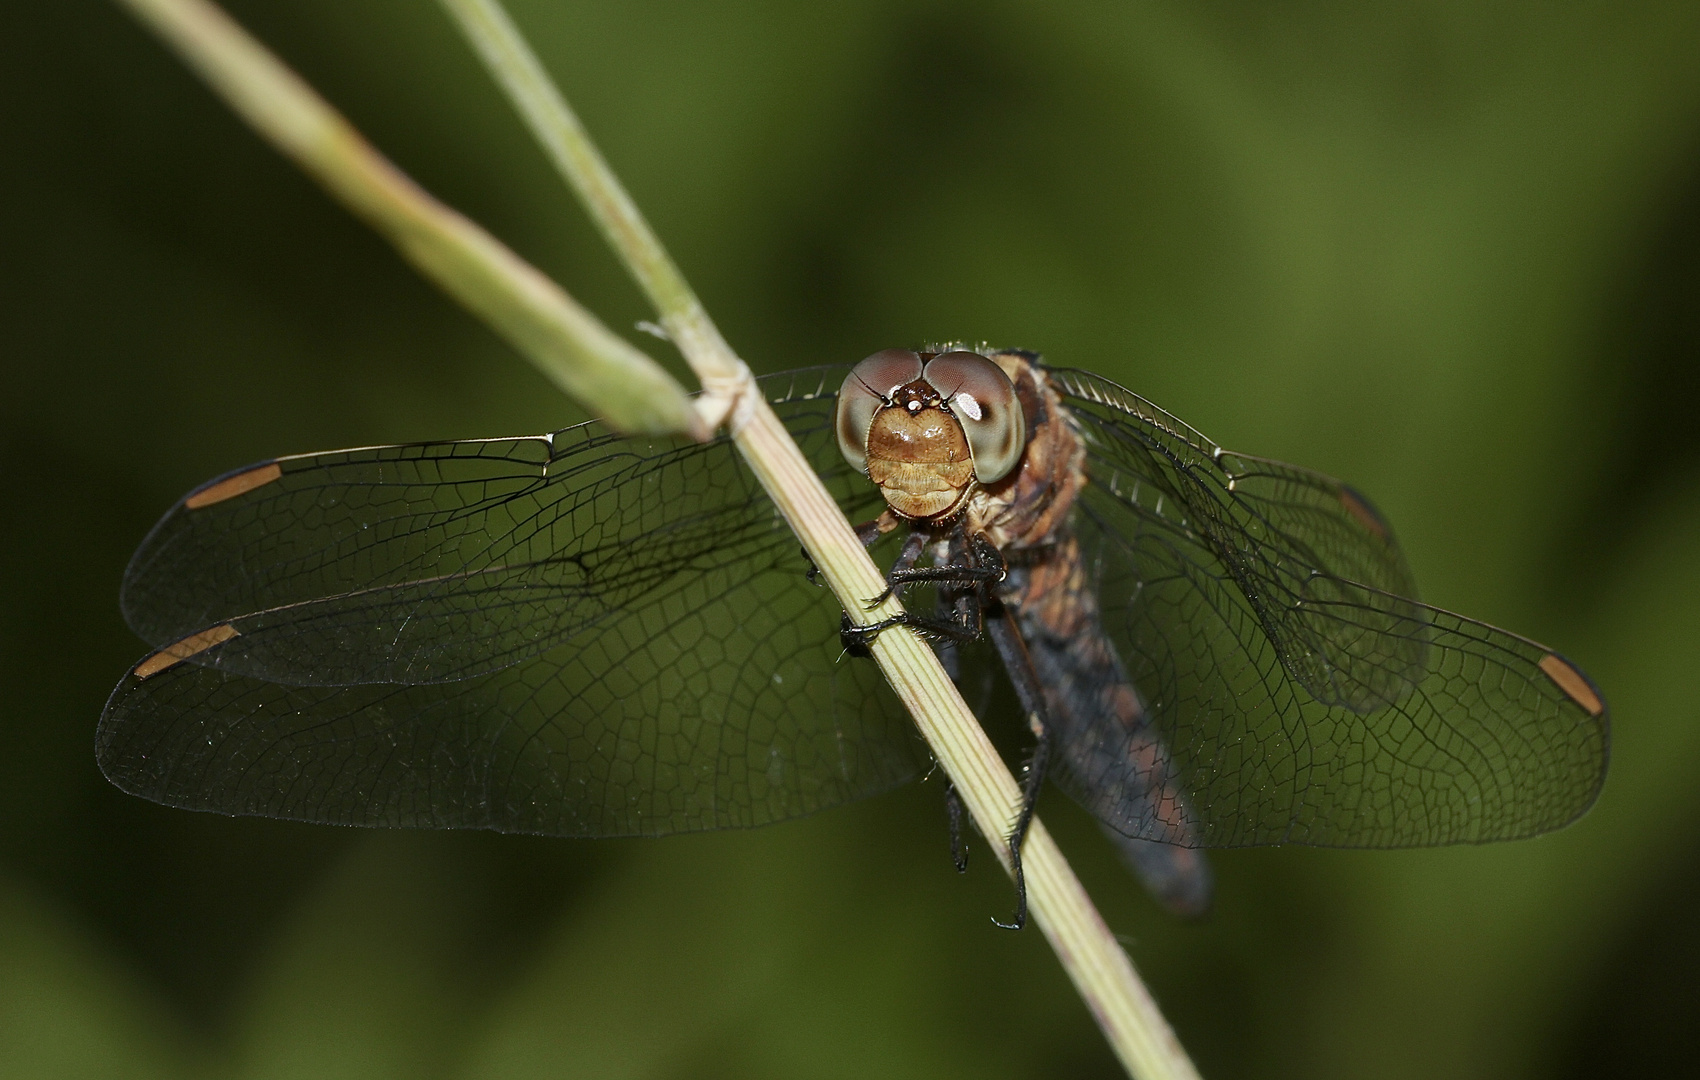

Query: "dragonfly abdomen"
(1004, 538), (1214, 917)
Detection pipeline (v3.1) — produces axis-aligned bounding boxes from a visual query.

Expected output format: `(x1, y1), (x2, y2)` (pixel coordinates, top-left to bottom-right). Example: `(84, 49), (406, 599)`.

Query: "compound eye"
(836, 349), (924, 474)
(922, 350), (1026, 482)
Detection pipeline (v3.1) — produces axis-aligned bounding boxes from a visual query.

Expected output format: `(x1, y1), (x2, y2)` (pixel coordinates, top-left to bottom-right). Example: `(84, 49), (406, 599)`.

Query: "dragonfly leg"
(993, 718), (1051, 931)
(841, 524), (1002, 652)
(985, 608), (1055, 932)
(934, 557), (979, 876)
(944, 781), (969, 873)
(864, 531), (929, 606)
(871, 562), (1003, 606)
(840, 609), (985, 653)
(871, 530), (1006, 607)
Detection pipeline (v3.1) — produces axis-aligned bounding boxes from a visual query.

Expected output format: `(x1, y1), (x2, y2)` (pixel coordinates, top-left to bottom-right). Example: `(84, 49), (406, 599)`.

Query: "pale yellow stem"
(115, 0), (702, 438)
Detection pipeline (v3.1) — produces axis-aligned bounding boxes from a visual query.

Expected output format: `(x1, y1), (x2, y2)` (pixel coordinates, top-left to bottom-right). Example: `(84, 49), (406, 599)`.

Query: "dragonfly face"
(96, 348), (1611, 922)
(836, 349), (1025, 523)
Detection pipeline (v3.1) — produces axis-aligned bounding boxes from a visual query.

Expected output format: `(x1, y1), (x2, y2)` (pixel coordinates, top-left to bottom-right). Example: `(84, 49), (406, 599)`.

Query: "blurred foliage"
(3, 1), (1699, 1077)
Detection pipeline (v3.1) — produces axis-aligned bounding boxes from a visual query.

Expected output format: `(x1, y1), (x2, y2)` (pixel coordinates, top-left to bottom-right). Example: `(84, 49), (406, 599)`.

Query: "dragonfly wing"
(1049, 368), (1426, 713)
(1056, 470), (1608, 848)
(1211, 453), (1417, 599)
(99, 368), (926, 836)
(98, 568), (920, 835)
(1046, 370), (1416, 594)
(120, 370), (869, 687)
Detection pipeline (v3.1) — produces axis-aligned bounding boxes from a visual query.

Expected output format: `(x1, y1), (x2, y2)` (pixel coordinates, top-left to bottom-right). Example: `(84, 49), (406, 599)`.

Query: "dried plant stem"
(116, 0), (1201, 1074)
(112, 0), (701, 438)
(435, 0), (746, 428)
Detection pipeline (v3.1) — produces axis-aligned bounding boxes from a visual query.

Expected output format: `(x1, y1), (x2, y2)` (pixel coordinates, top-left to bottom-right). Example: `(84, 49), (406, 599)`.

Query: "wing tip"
(1337, 484), (1393, 542)
(1538, 651), (1607, 719)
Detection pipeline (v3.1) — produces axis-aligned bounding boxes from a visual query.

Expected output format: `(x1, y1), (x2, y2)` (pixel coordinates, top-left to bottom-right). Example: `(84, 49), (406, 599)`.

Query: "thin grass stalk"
(112, 0), (701, 438)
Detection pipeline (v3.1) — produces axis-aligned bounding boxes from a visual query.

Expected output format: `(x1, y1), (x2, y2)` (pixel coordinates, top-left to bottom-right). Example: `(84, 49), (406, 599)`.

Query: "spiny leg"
(984, 610), (1055, 931)
(871, 535), (1003, 604)
(894, 528), (1044, 911)
(842, 523), (1006, 651)
(876, 530), (930, 599)
(944, 782), (969, 873)
(840, 528), (982, 650)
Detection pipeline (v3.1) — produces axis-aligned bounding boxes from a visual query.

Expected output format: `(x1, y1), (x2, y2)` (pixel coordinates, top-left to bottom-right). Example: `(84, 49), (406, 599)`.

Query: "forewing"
(120, 371), (866, 687)
(1211, 454), (1415, 600)
(98, 369), (925, 836)
(1045, 382), (1608, 848)
(1050, 368), (1426, 712)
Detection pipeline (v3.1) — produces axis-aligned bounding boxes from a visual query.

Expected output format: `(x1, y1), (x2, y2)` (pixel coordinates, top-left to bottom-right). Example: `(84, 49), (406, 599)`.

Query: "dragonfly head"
(836, 348), (1027, 522)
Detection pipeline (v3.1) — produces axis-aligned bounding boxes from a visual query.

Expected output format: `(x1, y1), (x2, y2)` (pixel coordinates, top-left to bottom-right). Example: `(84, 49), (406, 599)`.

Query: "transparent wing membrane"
(1049, 370), (1608, 847)
(100, 361), (1607, 851)
(123, 374), (862, 688)
(101, 371), (925, 837)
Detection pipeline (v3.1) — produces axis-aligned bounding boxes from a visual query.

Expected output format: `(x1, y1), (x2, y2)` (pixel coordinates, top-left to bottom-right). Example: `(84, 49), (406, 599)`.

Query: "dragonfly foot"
(991, 839), (1028, 931)
(840, 613), (904, 656)
(802, 546), (824, 586)
(945, 782), (968, 873)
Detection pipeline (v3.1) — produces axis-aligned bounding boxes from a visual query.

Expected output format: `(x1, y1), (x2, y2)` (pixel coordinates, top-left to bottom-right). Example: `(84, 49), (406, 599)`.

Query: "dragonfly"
(97, 347), (1610, 925)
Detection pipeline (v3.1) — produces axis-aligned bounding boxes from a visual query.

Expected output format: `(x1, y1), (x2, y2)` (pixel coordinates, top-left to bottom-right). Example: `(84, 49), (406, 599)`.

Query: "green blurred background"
(4, 1), (1699, 1077)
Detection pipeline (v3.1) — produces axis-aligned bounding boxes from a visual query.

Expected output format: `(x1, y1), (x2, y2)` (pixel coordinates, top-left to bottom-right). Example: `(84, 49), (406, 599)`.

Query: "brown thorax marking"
(962, 350), (1087, 554)
(865, 377), (978, 521)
